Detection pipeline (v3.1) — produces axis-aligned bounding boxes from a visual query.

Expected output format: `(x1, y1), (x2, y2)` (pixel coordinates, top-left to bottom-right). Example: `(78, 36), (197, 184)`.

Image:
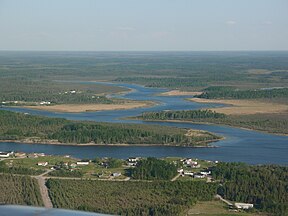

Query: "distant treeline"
(47, 179), (217, 215)
(197, 86), (288, 99)
(0, 78), (123, 105)
(142, 109), (226, 120)
(0, 174), (43, 206)
(212, 163), (288, 216)
(140, 110), (288, 135)
(0, 110), (219, 146)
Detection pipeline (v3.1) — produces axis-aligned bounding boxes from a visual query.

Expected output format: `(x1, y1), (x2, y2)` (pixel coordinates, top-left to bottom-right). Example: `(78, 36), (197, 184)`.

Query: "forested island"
(0, 110), (221, 146)
(140, 109), (288, 135)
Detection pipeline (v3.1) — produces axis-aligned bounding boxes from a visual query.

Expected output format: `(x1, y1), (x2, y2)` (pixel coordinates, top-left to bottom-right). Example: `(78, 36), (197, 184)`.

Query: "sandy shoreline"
(22, 101), (155, 113)
(159, 90), (203, 96)
(188, 98), (288, 115)
(138, 118), (288, 137)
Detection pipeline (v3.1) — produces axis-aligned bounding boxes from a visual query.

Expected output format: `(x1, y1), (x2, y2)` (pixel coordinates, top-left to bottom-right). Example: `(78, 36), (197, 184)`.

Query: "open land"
(159, 90), (203, 96)
(188, 98), (288, 115)
(22, 101), (154, 113)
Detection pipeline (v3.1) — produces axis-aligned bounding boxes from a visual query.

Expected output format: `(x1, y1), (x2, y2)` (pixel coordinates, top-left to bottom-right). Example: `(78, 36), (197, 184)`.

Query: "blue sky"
(0, 0), (287, 51)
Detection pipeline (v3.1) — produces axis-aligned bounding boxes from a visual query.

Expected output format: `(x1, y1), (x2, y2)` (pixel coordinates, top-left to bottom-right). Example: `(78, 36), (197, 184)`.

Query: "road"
(33, 170), (54, 208)
(215, 194), (233, 206)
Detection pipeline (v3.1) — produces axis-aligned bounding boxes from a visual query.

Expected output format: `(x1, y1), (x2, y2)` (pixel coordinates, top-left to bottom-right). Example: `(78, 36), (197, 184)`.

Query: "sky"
(0, 0), (287, 51)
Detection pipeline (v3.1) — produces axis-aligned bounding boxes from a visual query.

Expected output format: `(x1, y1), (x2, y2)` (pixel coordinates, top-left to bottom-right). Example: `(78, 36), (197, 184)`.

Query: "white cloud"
(226, 20), (236, 25)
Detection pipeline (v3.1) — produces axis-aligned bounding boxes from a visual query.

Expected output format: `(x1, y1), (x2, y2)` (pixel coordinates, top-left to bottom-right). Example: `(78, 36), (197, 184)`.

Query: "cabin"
(184, 171), (194, 176)
(111, 172), (121, 177)
(37, 162), (48, 166)
(128, 157), (140, 162)
(194, 174), (205, 179)
(234, 203), (254, 209)
(0, 151), (13, 158)
(76, 161), (89, 165)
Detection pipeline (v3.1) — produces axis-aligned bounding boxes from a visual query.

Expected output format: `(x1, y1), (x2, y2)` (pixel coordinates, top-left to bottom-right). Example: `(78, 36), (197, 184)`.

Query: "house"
(183, 158), (199, 168)
(76, 161), (89, 165)
(234, 203), (254, 209)
(14, 152), (26, 158)
(128, 157), (140, 162)
(0, 152), (10, 158)
(40, 101), (51, 105)
(37, 162), (48, 166)
(177, 168), (184, 173)
(184, 171), (194, 176)
(111, 172), (121, 177)
(194, 174), (205, 179)
(200, 171), (211, 176)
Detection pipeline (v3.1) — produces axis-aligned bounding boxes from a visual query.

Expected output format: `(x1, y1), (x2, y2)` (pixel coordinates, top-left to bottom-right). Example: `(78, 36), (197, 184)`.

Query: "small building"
(0, 152), (10, 158)
(200, 171), (211, 176)
(234, 203), (254, 209)
(177, 168), (184, 173)
(15, 152), (26, 158)
(40, 101), (51, 105)
(111, 172), (121, 177)
(37, 162), (48, 166)
(184, 171), (194, 176)
(128, 157), (140, 162)
(194, 174), (205, 179)
(76, 161), (89, 165)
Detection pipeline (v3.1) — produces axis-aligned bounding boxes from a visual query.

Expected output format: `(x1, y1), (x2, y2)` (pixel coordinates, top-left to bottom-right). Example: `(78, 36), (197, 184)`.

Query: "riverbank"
(21, 100), (155, 113)
(188, 98), (288, 115)
(159, 90), (203, 96)
(0, 134), (222, 148)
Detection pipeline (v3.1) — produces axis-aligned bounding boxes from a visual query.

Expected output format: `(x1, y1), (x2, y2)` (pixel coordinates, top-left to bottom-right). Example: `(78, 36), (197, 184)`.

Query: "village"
(0, 150), (254, 212)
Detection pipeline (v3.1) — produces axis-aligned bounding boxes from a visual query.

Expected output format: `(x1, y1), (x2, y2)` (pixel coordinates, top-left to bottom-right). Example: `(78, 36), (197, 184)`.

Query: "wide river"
(1, 82), (288, 165)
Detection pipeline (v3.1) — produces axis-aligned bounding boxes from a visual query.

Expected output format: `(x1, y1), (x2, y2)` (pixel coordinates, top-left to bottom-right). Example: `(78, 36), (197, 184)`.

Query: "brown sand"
(189, 98), (288, 115)
(160, 90), (203, 96)
(23, 101), (154, 113)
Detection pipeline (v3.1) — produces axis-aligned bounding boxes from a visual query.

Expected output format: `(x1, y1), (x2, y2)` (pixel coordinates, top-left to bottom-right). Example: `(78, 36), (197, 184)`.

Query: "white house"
(111, 172), (121, 177)
(0, 152), (10, 158)
(234, 203), (254, 209)
(194, 174), (205, 179)
(76, 161), (89, 165)
(184, 171), (194, 176)
(37, 162), (48, 166)
(128, 157), (140, 162)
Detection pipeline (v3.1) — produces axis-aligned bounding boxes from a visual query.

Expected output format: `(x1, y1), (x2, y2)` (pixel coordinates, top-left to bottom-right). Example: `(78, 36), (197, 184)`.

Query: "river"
(1, 82), (288, 165)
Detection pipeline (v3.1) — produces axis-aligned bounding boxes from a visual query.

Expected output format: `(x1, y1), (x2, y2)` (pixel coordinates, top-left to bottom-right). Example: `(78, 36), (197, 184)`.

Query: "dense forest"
(197, 86), (288, 99)
(212, 163), (288, 216)
(0, 174), (43, 206)
(130, 157), (177, 180)
(47, 179), (217, 215)
(142, 109), (226, 120)
(140, 110), (288, 134)
(0, 51), (288, 95)
(0, 110), (220, 146)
